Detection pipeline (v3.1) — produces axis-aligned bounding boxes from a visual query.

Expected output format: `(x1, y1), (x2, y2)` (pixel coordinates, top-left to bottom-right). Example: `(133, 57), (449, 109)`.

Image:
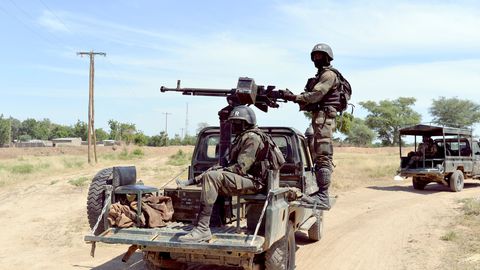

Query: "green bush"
(117, 148), (144, 160)
(10, 164), (34, 174)
(132, 148), (144, 157)
(460, 198), (480, 216)
(167, 150), (190, 166)
(63, 158), (85, 169)
(68, 176), (89, 187)
(440, 231), (457, 241)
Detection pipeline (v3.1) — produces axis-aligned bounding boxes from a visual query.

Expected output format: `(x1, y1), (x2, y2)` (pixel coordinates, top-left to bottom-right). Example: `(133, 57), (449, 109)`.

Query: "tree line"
(313, 96), (480, 147)
(0, 117), (197, 147)
(2, 96), (479, 147)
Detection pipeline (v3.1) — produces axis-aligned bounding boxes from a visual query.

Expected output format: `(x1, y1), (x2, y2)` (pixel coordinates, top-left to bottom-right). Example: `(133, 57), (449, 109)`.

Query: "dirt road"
(296, 181), (480, 270)
(2, 177), (478, 270)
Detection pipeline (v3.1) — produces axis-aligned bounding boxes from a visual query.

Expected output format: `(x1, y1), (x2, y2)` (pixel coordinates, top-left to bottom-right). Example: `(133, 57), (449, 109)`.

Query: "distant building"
(103, 139), (116, 146)
(15, 140), (53, 148)
(51, 137), (82, 147)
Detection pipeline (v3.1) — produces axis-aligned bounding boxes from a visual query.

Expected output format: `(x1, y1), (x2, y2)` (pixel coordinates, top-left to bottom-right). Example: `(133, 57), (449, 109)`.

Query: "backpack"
(326, 67), (352, 113)
(247, 129), (286, 170)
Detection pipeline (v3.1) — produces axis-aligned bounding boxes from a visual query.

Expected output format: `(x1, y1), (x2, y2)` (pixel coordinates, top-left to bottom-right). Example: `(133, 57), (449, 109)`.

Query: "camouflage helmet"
(228, 105), (256, 125)
(310, 43), (334, 61)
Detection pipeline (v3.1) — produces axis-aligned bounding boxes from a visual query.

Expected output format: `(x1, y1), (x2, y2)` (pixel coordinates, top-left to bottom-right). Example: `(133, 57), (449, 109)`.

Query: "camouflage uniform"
(197, 128), (265, 206)
(280, 41), (341, 210)
(296, 68), (338, 171)
(179, 126), (266, 242)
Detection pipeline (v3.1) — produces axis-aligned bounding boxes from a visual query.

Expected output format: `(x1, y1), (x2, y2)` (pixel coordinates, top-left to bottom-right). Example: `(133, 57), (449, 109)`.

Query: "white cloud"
(351, 59), (480, 104)
(277, 1), (480, 56)
(29, 1), (480, 135)
(37, 10), (69, 33)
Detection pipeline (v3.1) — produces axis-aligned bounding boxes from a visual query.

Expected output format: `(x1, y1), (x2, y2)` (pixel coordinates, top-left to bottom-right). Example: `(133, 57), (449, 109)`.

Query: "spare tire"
(87, 167), (113, 235)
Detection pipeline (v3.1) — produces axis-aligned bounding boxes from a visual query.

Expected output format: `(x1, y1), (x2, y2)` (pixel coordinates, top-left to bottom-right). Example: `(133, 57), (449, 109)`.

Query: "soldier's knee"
(202, 171), (223, 185)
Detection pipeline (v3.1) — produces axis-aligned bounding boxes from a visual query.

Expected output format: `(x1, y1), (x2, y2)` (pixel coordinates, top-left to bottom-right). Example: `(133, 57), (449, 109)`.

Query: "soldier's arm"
(225, 133), (261, 175)
(296, 70), (337, 104)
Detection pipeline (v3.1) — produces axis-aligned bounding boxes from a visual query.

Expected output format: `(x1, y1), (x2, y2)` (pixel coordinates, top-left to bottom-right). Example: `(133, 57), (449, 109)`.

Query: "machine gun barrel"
(160, 80), (234, 97)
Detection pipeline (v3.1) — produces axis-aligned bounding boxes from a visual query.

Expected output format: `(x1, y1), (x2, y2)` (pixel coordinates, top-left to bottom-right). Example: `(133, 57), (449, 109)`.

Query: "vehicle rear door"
(472, 140), (480, 176)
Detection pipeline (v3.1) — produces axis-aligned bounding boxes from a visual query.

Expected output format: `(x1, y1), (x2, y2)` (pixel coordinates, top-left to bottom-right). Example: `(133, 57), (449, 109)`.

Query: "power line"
(0, 3), (57, 45)
(38, 0), (71, 33)
(163, 112), (171, 146)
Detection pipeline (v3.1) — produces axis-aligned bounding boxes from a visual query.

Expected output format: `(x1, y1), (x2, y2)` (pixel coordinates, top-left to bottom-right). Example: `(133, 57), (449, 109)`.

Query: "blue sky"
(1, 0), (480, 137)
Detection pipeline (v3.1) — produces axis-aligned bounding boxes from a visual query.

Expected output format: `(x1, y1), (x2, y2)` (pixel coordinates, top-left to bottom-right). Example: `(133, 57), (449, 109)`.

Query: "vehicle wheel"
(412, 177), (428, 190)
(265, 221), (295, 270)
(308, 210), (323, 241)
(87, 167), (113, 235)
(449, 170), (464, 192)
(143, 252), (186, 270)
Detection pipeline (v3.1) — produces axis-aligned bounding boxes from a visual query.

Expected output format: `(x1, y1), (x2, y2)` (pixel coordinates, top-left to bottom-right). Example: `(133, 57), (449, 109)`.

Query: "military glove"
(282, 89), (297, 102)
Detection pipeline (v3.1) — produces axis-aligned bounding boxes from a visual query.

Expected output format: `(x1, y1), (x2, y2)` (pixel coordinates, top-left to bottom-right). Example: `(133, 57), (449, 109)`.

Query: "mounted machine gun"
(160, 77), (293, 166)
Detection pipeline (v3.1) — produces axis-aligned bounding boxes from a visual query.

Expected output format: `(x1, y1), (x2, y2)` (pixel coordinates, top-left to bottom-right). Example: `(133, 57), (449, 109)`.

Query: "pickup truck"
(85, 126), (327, 270)
(398, 124), (480, 191)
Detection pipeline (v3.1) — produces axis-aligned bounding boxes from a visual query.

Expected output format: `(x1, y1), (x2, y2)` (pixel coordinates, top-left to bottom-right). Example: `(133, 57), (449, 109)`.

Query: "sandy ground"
(0, 147), (478, 270)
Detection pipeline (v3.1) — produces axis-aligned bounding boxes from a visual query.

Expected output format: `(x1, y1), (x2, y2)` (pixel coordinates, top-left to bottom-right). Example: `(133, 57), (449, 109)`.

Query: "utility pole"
(162, 112), (171, 146)
(185, 103), (189, 138)
(77, 51), (106, 164)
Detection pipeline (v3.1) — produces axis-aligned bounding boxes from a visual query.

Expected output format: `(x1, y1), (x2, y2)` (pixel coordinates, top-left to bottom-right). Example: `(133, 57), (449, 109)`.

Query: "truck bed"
(84, 221), (265, 253)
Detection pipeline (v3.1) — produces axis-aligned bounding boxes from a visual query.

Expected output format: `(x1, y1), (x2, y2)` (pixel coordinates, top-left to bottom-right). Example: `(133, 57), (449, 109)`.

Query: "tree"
(0, 115), (11, 145)
(345, 118), (375, 146)
(50, 124), (73, 139)
(35, 119), (53, 140)
(169, 134), (183, 145)
(134, 132), (149, 146)
(20, 118), (38, 139)
(182, 135), (197, 145)
(120, 123), (136, 144)
(429, 97), (480, 128)
(95, 128), (109, 142)
(148, 131), (168, 147)
(72, 120), (88, 141)
(108, 119), (137, 143)
(360, 97), (421, 146)
(108, 119), (120, 140)
(9, 117), (21, 142)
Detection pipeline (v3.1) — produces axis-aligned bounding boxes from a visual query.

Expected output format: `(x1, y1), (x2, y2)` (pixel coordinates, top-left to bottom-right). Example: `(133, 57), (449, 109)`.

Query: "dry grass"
(442, 198), (480, 269)
(0, 146), (192, 189)
(333, 147), (399, 191)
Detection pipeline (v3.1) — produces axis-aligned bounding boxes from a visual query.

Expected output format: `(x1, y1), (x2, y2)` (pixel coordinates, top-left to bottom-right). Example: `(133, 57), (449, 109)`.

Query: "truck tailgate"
(85, 222), (265, 253)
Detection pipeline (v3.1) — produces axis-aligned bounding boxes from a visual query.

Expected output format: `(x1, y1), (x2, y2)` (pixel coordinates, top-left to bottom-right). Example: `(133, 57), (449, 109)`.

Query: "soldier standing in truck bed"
(284, 43), (341, 210)
(176, 105), (269, 242)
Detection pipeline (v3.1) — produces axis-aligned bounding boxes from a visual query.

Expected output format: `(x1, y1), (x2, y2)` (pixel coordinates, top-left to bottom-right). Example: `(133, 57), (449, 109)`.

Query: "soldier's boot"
(176, 178), (196, 188)
(178, 204), (212, 242)
(314, 168), (332, 210)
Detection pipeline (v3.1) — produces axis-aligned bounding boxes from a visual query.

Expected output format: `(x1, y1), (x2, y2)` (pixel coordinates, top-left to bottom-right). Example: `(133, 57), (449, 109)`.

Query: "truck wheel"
(308, 210), (323, 241)
(449, 170), (464, 192)
(265, 221), (295, 270)
(87, 167), (113, 235)
(412, 177), (427, 190)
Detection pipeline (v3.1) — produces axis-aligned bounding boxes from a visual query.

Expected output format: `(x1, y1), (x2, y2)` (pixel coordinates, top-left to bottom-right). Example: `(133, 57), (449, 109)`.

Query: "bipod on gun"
(160, 77), (292, 166)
